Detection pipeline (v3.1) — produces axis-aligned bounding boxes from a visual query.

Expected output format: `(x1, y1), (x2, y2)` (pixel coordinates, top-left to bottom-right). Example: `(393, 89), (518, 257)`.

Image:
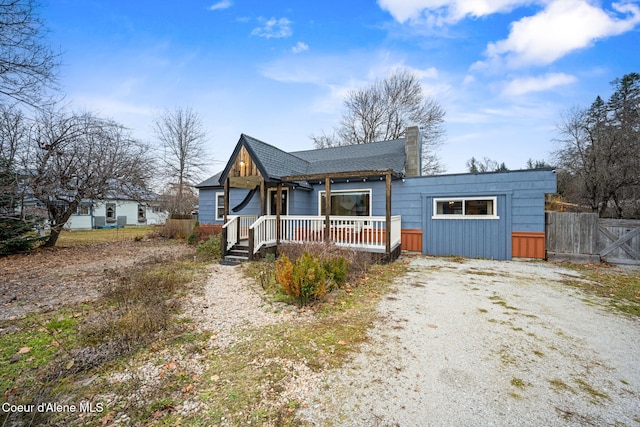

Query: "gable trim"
(219, 135), (270, 184)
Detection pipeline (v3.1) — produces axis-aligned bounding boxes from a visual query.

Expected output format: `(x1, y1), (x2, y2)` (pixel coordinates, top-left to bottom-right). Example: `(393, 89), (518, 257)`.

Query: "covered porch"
(216, 134), (403, 261)
(222, 214), (402, 260)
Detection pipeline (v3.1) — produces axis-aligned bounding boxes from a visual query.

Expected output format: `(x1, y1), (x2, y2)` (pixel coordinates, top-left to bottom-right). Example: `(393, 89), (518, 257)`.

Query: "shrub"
(196, 234), (222, 260)
(276, 252), (328, 306)
(323, 256), (349, 290)
(278, 242), (358, 286)
(0, 235), (45, 255)
(187, 233), (197, 245)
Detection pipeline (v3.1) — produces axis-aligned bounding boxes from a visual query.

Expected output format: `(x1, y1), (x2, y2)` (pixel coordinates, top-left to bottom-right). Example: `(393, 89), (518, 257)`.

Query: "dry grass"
(561, 263), (640, 317)
(56, 226), (157, 246)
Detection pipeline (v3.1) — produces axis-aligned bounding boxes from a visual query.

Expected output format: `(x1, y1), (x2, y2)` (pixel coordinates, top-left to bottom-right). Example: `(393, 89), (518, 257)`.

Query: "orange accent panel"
(401, 229), (422, 252)
(512, 232), (546, 259)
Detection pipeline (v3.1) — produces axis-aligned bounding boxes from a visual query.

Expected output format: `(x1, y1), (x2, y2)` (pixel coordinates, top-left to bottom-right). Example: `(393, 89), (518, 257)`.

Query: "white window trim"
(318, 188), (372, 217)
(215, 191), (225, 221)
(267, 188), (289, 215)
(432, 196), (500, 220)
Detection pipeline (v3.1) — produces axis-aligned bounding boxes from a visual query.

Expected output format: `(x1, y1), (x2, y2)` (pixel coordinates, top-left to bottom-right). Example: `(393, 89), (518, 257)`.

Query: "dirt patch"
(0, 239), (194, 321)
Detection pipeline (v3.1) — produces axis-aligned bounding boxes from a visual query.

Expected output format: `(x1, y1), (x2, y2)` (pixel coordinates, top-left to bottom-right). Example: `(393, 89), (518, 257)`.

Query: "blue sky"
(41, 0), (640, 176)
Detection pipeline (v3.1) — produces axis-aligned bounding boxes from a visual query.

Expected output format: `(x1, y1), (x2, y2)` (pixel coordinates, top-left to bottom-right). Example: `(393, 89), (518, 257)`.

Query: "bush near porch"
(269, 242), (374, 306)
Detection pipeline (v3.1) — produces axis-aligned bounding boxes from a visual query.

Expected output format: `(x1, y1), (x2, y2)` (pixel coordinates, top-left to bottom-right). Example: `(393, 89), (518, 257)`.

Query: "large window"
(433, 197), (498, 219)
(215, 192), (225, 221)
(319, 189), (371, 216)
(137, 204), (147, 222)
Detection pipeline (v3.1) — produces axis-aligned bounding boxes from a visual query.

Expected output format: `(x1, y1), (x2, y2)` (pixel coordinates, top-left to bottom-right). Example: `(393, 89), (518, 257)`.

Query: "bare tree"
(311, 69), (446, 174)
(0, 0), (60, 108)
(554, 73), (640, 218)
(153, 107), (209, 215)
(23, 108), (154, 246)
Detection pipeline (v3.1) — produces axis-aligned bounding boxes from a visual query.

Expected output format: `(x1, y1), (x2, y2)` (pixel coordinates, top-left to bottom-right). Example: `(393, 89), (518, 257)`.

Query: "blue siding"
(391, 169), (556, 260)
(198, 169), (556, 260)
(423, 194), (510, 260)
(230, 188), (260, 215)
(198, 188), (219, 224)
(289, 188), (313, 216)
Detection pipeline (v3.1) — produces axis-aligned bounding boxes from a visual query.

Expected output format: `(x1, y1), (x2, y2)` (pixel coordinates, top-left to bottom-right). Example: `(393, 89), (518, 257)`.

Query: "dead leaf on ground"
(17, 346), (31, 354)
(101, 412), (114, 425)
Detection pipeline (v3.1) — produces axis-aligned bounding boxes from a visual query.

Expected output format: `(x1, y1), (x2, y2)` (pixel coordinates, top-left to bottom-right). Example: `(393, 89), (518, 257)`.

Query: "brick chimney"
(404, 126), (421, 177)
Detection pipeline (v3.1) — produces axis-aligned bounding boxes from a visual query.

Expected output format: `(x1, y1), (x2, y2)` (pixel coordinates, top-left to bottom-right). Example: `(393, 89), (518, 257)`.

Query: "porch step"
(225, 244), (250, 262)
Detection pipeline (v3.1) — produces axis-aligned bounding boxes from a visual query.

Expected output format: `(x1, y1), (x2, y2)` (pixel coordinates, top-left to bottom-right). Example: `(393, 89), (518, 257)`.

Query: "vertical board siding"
(512, 232), (546, 258)
(421, 195), (509, 260)
(401, 229), (422, 251)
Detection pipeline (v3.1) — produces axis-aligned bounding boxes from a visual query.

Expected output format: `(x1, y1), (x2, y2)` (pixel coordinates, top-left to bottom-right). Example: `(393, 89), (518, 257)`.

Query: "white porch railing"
(222, 215), (257, 250)
(249, 215), (401, 255)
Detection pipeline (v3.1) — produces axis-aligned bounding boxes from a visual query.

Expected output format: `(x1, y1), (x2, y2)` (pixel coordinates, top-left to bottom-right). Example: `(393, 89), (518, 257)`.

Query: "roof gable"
(219, 134), (310, 183)
(201, 133), (409, 188)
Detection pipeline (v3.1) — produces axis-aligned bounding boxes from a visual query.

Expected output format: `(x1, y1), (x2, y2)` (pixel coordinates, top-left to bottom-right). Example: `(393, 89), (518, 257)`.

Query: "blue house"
(197, 127), (556, 261)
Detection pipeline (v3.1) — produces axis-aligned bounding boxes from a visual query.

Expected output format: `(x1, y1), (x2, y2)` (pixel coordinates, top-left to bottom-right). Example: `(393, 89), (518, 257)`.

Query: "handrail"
(249, 215), (402, 254)
(222, 215), (258, 251)
(222, 216), (239, 251)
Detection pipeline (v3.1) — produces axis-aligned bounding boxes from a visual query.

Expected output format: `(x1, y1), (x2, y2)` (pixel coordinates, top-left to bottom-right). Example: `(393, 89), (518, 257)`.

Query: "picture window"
(433, 197), (498, 219)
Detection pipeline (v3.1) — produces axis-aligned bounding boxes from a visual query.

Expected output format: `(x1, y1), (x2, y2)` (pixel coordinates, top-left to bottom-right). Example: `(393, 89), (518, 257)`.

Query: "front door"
(269, 188), (288, 216)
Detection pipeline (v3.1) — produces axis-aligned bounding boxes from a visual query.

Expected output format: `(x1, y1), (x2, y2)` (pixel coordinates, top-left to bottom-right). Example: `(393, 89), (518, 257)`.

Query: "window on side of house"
(76, 204), (90, 216)
(138, 204), (146, 222)
(106, 203), (116, 222)
(215, 192), (225, 221)
(433, 197), (498, 219)
(319, 189), (371, 216)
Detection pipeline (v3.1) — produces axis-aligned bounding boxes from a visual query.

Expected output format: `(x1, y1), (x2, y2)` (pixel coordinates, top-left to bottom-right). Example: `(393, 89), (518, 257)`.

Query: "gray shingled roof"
(198, 135), (407, 187)
(242, 135), (309, 179)
(290, 139), (406, 176)
(195, 171), (222, 188)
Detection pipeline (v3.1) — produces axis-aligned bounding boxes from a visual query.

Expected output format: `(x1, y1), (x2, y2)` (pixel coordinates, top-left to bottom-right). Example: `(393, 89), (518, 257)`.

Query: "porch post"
(223, 178), (230, 223)
(385, 171), (391, 254)
(260, 177), (266, 217)
(276, 183), (282, 245)
(324, 177), (331, 242)
(222, 178), (230, 258)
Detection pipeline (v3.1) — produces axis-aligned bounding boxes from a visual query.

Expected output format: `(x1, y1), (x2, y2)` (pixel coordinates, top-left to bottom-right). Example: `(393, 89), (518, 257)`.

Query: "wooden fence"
(546, 212), (640, 265)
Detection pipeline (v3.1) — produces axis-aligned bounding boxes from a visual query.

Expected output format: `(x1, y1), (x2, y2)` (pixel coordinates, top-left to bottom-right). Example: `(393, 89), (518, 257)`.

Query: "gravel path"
(185, 263), (313, 348)
(301, 257), (640, 426)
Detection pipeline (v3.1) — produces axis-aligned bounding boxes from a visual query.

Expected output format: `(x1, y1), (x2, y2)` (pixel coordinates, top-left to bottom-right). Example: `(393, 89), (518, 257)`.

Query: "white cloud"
(479, 0), (640, 68)
(292, 41), (309, 54)
(259, 50), (448, 115)
(502, 72), (577, 96)
(251, 17), (293, 39)
(209, 0), (232, 11)
(377, 0), (535, 25)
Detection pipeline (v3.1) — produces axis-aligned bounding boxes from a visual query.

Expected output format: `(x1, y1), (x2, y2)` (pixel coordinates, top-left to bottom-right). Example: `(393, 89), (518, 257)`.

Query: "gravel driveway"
(301, 257), (640, 426)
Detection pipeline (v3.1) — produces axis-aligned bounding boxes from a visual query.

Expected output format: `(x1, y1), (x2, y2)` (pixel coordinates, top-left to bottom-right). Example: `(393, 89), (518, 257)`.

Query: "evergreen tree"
(0, 158), (39, 254)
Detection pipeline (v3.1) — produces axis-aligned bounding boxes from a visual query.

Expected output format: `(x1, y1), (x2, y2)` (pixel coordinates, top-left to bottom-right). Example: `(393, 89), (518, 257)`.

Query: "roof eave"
(280, 169), (403, 182)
